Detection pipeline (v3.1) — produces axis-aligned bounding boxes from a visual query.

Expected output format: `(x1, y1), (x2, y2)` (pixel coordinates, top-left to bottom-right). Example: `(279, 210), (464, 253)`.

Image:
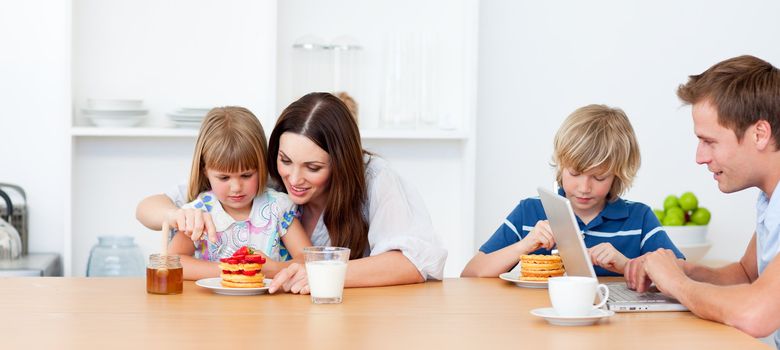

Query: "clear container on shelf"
(380, 32), (440, 129)
(86, 236), (145, 277)
(292, 35), (332, 100)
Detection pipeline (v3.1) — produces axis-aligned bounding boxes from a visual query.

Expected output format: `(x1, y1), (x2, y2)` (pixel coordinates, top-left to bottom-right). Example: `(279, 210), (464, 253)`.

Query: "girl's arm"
(137, 194), (217, 242)
(168, 231), (220, 280)
(136, 194), (176, 230)
(261, 219), (312, 278)
(279, 219), (312, 264)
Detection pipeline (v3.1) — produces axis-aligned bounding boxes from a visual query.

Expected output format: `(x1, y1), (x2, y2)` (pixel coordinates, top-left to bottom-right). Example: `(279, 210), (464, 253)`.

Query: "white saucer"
(195, 277), (272, 296)
(530, 307), (614, 326)
(499, 272), (548, 289)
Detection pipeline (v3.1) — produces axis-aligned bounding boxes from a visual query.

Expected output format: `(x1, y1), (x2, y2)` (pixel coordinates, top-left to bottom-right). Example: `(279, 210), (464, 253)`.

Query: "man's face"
(692, 100), (758, 193)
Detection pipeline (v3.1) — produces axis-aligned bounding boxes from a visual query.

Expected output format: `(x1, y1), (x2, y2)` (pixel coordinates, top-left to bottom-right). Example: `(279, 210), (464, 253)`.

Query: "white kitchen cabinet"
(66, 0), (478, 278)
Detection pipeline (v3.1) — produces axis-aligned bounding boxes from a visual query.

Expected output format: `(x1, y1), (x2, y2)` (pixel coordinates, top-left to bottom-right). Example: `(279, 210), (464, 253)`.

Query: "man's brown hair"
(677, 55), (780, 143)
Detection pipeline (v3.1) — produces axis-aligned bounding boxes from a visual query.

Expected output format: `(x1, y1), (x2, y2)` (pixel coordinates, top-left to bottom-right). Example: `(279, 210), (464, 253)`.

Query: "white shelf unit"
(66, 0), (478, 278)
(71, 126), (468, 140)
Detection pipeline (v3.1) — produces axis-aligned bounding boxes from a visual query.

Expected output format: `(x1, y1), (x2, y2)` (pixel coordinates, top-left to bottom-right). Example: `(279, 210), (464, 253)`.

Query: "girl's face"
(206, 168), (259, 219)
(277, 132), (332, 207)
(560, 166), (615, 221)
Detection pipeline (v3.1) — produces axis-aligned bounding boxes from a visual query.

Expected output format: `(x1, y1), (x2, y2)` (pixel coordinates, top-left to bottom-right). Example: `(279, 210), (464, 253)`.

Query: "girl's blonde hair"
(551, 104), (641, 201)
(187, 107), (268, 201)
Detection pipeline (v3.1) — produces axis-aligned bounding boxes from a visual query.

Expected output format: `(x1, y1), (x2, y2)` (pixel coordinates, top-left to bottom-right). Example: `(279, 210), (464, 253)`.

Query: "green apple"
(685, 221), (698, 226)
(679, 192), (699, 211)
(663, 214), (685, 226)
(690, 207), (711, 225)
(663, 207), (685, 226)
(653, 208), (665, 222)
(663, 195), (680, 211)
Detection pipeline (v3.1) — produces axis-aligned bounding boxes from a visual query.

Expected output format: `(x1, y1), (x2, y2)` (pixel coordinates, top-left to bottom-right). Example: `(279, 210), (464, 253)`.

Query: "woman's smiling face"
(276, 132), (332, 207)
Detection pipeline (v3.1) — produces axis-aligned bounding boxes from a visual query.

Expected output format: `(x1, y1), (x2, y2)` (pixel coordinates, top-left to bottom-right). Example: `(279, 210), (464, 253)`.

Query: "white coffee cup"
(548, 276), (609, 316)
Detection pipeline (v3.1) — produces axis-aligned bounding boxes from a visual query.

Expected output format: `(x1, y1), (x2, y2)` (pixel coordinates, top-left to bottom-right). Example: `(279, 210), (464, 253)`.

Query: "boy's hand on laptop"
(589, 243), (629, 273)
(521, 220), (556, 252)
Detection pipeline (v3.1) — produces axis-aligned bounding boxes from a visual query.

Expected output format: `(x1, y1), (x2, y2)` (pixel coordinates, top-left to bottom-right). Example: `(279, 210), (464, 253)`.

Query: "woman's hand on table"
(268, 263), (310, 295)
(167, 208), (217, 243)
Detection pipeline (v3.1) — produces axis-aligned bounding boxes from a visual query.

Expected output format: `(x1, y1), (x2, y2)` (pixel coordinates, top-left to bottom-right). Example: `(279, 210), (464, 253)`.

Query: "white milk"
(306, 260), (348, 298)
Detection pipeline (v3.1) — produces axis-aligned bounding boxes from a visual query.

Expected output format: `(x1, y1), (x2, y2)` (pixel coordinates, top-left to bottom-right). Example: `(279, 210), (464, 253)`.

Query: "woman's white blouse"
(166, 155), (447, 280)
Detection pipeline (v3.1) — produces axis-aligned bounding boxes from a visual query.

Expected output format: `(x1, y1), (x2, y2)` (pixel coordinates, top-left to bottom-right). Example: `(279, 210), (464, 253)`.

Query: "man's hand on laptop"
(642, 249), (688, 296)
(624, 255), (653, 292)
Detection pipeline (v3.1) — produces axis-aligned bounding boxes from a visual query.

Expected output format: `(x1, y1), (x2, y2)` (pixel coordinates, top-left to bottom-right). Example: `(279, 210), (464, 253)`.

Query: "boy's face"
(692, 100), (758, 194)
(560, 167), (614, 220)
(206, 168), (259, 219)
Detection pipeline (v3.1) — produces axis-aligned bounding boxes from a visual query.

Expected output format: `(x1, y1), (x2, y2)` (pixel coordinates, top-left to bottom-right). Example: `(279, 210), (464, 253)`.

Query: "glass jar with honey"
(146, 254), (183, 295)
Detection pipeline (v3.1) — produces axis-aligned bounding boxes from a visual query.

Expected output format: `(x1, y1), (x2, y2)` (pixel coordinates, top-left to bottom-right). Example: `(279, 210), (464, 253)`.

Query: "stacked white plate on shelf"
(167, 107), (211, 128)
(82, 99), (147, 127)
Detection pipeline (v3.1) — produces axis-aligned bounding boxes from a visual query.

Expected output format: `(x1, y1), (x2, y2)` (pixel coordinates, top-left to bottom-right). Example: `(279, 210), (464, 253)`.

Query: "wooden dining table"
(0, 277), (770, 349)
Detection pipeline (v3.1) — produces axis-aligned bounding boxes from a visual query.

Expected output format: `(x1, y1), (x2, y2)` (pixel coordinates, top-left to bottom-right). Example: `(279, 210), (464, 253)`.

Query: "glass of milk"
(304, 246), (350, 304)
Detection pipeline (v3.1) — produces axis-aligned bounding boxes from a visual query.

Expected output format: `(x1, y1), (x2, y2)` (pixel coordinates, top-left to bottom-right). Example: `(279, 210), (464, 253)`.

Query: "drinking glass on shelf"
(86, 236), (145, 277)
(304, 246), (350, 304)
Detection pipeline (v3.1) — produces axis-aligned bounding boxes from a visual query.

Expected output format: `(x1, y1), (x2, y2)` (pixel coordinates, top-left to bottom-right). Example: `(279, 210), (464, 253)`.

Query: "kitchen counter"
(0, 277), (768, 349)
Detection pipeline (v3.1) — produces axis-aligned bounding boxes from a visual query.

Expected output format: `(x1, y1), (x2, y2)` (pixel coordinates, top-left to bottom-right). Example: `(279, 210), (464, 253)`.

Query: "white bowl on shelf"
(677, 241), (712, 263)
(663, 225), (708, 246)
(87, 115), (145, 127)
(87, 98), (144, 110)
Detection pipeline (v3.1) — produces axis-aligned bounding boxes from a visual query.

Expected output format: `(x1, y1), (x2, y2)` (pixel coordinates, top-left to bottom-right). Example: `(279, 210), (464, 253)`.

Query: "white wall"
(0, 1), (71, 255)
(69, 0), (278, 275)
(277, 0), (478, 277)
(476, 0), (780, 263)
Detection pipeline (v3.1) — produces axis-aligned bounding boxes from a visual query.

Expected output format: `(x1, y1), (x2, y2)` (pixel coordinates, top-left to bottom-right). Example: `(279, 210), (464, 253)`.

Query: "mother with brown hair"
(137, 92), (447, 292)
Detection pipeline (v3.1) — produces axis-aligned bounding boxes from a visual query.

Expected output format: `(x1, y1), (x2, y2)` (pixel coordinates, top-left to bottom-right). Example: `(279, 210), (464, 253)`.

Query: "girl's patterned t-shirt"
(182, 188), (297, 262)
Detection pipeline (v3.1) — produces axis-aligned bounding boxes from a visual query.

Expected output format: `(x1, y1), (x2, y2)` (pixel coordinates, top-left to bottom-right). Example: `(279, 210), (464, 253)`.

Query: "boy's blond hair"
(188, 107), (268, 202)
(551, 104), (641, 201)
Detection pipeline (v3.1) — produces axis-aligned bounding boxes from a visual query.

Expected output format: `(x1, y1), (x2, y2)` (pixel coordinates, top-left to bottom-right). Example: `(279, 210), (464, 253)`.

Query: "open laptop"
(537, 187), (688, 312)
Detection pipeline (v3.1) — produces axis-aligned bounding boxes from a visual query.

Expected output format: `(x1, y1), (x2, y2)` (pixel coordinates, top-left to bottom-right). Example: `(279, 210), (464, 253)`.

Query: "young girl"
(461, 104), (684, 277)
(167, 106), (311, 281)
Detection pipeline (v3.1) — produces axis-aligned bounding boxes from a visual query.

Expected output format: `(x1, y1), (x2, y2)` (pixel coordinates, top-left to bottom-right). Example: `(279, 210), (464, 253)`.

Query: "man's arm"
(681, 234), (758, 285)
(644, 236), (780, 338)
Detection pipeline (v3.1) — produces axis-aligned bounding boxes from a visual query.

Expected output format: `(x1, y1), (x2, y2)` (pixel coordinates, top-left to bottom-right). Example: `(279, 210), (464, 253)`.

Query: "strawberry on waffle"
(219, 246), (267, 288)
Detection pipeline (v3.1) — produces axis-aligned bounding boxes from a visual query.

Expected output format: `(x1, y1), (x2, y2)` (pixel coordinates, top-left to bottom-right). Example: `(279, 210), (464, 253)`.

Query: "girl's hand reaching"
(167, 208), (217, 243)
(520, 220), (556, 252)
(588, 242), (629, 273)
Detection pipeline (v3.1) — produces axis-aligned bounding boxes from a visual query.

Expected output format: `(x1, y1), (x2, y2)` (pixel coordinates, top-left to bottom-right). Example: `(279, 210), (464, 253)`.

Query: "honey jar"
(146, 254), (183, 295)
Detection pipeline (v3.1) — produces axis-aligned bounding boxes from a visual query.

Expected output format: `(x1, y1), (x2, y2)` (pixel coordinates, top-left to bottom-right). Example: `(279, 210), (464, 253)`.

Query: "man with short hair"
(625, 55), (780, 347)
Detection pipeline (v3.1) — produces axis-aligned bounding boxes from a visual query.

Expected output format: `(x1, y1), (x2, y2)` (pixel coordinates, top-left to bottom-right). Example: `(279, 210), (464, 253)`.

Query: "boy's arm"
(461, 220), (555, 277)
(642, 240), (779, 338)
(168, 231), (219, 280)
(461, 243), (528, 277)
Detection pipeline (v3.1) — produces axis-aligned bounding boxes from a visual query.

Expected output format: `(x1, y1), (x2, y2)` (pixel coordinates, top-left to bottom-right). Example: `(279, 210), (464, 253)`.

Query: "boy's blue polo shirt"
(480, 189), (685, 276)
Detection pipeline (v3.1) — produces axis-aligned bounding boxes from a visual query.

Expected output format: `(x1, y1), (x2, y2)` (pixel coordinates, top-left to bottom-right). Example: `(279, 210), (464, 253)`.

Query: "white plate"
(530, 307), (614, 326)
(82, 108), (148, 116)
(499, 272), (548, 289)
(195, 277), (272, 296)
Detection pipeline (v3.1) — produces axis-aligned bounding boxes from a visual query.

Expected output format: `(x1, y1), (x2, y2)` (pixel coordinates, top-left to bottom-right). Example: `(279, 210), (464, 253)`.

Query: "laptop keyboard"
(608, 283), (668, 303)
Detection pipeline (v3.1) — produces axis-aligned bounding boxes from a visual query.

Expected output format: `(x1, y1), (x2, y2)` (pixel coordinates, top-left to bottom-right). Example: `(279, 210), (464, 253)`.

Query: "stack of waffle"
(519, 254), (565, 281)
(219, 246), (266, 288)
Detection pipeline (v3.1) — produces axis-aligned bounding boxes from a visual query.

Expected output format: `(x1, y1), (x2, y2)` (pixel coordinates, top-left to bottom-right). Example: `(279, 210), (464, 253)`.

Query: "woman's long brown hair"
(268, 93), (368, 259)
